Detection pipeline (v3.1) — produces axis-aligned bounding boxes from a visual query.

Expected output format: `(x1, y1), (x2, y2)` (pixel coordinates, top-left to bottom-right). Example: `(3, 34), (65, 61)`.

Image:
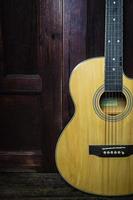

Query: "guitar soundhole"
(100, 92), (127, 116)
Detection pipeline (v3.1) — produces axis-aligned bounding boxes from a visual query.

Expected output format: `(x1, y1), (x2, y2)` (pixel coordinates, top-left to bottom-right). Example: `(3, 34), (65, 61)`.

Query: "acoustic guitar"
(55, 0), (133, 196)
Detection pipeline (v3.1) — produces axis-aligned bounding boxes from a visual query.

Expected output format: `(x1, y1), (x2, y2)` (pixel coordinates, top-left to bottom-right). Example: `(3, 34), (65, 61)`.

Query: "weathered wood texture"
(0, 173), (132, 200)
(0, 0), (41, 147)
(0, 0), (43, 169)
(0, 0), (133, 171)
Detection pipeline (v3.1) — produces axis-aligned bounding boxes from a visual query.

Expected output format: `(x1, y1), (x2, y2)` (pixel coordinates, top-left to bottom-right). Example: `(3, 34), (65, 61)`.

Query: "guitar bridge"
(89, 145), (133, 157)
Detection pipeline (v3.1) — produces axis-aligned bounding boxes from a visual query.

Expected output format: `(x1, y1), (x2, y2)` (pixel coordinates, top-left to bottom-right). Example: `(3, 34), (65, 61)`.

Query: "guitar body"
(55, 57), (133, 196)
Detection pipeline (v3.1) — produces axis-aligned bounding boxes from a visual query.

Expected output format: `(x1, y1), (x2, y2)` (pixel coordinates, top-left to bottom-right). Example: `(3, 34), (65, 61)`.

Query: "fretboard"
(105, 0), (123, 92)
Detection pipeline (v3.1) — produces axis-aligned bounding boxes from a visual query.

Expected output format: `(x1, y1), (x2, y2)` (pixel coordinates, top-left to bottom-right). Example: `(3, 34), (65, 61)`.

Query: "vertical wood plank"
(0, 0), (43, 170)
(62, 0), (88, 126)
(124, 0), (133, 77)
(87, 0), (105, 58)
(0, 0), (4, 75)
(39, 0), (63, 171)
(1, 0), (37, 74)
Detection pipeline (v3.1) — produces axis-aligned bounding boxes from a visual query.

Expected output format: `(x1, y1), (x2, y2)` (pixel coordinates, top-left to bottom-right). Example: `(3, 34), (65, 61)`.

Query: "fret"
(105, 63), (123, 66)
(105, 73), (122, 76)
(105, 0), (123, 92)
(105, 89), (123, 92)
(106, 74), (122, 77)
(107, 22), (122, 25)
(106, 84), (122, 86)
(105, 73), (122, 75)
(106, 33), (122, 35)
(105, 63), (123, 67)
(106, 82), (122, 84)
(105, 85), (122, 88)
(106, 7), (122, 11)
(104, 77), (121, 81)
(107, 14), (122, 16)
(105, 74), (122, 77)
(105, 67), (122, 69)
(105, 76), (122, 78)
(105, 70), (123, 73)
(106, 78), (122, 80)
(106, 58), (123, 61)
(105, 67), (123, 70)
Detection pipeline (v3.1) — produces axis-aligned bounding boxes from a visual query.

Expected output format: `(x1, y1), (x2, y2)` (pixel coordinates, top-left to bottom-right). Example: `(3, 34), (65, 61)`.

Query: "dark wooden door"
(0, 0), (133, 172)
(0, 0), (43, 171)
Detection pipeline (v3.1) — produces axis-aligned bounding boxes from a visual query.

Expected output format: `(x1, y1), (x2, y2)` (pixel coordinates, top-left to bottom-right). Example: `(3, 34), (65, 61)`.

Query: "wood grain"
(62, 0), (88, 127)
(39, 0), (63, 171)
(0, 0), (133, 172)
(0, 151), (43, 171)
(0, 74), (42, 94)
(56, 57), (133, 196)
(0, 173), (132, 200)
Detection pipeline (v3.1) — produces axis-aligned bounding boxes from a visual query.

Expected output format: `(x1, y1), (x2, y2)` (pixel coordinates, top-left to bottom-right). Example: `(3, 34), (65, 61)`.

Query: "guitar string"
(116, 0), (118, 145)
(114, 0), (116, 146)
(109, 0), (115, 145)
(114, 0), (119, 145)
(112, 0), (115, 146)
(120, 0), (123, 146)
(105, 0), (107, 145)
(105, 0), (108, 144)
(111, 0), (123, 145)
(116, 0), (119, 145)
(108, 1), (113, 144)
(112, 0), (114, 145)
(107, 0), (110, 146)
(106, 0), (123, 145)
(116, 0), (122, 145)
(105, 0), (123, 151)
(115, 1), (117, 145)
(117, 0), (123, 145)
(106, 1), (109, 183)
(107, 0), (109, 145)
(114, 0), (118, 145)
(115, 0), (118, 145)
(121, 0), (123, 145)
(109, 0), (112, 146)
(112, 0), (114, 146)
(108, 0), (110, 146)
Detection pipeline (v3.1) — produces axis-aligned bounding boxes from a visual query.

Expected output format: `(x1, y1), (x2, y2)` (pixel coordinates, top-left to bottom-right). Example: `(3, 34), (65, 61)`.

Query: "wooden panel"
(0, 95), (42, 151)
(0, 75), (42, 94)
(0, 0), (42, 170)
(62, 0), (88, 126)
(1, 0), (37, 74)
(124, 0), (133, 77)
(0, 151), (43, 171)
(87, 0), (105, 58)
(39, 0), (63, 171)
(0, 6), (3, 73)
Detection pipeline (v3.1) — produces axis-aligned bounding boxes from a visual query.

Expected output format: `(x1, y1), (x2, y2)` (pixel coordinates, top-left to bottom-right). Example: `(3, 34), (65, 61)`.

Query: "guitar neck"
(105, 0), (123, 92)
